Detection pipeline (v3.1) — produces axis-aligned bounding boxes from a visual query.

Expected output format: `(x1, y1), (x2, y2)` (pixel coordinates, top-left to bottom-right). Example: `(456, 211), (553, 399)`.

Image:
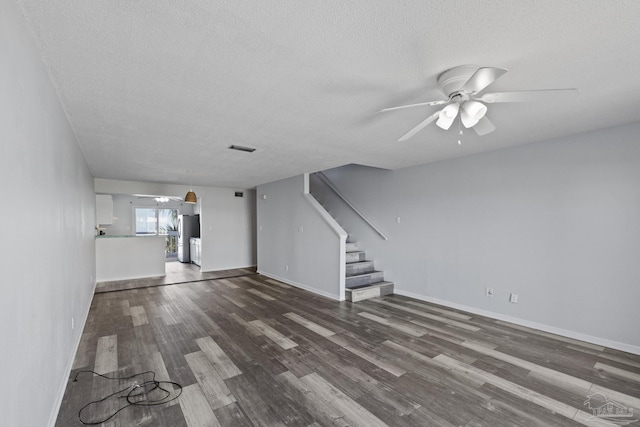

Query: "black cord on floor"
(73, 370), (183, 425)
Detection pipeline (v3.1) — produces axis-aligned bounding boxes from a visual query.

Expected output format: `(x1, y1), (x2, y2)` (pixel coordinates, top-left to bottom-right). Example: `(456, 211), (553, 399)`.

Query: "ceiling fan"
(379, 65), (578, 142)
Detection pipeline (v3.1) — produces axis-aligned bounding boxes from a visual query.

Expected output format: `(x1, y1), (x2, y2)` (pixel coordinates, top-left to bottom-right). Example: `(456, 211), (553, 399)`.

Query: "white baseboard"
(258, 271), (344, 301)
(199, 264), (257, 274)
(395, 289), (640, 356)
(48, 280), (97, 427)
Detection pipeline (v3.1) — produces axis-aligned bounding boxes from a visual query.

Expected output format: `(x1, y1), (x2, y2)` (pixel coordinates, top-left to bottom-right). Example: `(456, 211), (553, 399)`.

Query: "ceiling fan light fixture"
(461, 101), (487, 128)
(436, 103), (459, 130)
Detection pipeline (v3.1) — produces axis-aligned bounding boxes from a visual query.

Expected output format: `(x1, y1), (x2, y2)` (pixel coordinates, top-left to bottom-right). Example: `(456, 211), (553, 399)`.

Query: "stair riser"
(345, 242), (358, 252)
(345, 252), (365, 263)
(346, 261), (375, 276)
(346, 283), (394, 302)
(346, 271), (385, 288)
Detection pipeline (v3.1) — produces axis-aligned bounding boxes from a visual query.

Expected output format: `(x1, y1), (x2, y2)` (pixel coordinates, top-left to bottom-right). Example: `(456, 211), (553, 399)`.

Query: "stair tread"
(345, 281), (393, 291)
(345, 270), (382, 278)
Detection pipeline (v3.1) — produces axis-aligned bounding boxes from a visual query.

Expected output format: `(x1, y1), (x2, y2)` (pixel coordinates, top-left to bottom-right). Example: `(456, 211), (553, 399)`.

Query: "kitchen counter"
(96, 235), (166, 282)
(96, 234), (163, 238)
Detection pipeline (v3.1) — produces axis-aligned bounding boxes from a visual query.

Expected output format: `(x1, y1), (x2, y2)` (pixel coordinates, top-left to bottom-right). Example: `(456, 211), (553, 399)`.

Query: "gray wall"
(257, 175), (346, 300)
(0, 2), (97, 425)
(313, 123), (640, 353)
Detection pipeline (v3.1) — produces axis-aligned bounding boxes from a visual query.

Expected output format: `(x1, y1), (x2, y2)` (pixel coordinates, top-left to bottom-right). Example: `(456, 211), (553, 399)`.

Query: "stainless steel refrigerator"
(177, 214), (200, 263)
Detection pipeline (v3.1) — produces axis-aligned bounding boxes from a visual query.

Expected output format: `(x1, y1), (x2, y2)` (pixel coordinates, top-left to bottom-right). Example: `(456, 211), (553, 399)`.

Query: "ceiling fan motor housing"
(437, 64), (479, 97)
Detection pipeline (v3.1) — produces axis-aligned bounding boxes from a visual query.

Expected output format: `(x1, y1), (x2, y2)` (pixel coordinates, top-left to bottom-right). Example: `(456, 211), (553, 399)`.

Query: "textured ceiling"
(18, 0), (640, 189)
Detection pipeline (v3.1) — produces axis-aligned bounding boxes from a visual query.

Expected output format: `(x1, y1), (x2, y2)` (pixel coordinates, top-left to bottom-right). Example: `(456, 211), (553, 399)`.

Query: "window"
(135, 208), (179, 258)
(135, 208), (178, 235)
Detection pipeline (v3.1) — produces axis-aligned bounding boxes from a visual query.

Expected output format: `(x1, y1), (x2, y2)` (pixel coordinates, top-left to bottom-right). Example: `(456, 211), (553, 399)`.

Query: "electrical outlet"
(396, 217), (401, 224)
(510, 293), (519, 303)
(285, 265), (289, 272)
(485, 287), (494, 297)
(71, 317), (75, 330)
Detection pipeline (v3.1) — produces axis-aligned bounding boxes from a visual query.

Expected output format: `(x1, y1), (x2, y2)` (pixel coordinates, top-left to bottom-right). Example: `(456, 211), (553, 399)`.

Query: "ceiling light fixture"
(436, 103), (460, 130)
(460, 101), (487, 128)
(184, 171), (197, 204)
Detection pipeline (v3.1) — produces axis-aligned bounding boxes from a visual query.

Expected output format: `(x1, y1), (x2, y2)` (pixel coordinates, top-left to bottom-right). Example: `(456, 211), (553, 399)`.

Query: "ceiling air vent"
(228, 145), (256, 153)
(235, 192), (244, 198)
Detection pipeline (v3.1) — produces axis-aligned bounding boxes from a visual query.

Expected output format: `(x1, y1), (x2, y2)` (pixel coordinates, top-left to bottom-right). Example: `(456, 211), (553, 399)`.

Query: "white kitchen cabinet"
(96, 194), (113, 225)
(190, 237), (201, 266)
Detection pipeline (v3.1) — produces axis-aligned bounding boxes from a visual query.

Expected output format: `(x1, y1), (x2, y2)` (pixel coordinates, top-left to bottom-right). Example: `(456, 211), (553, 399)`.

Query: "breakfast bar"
(95, 235), (166, 282)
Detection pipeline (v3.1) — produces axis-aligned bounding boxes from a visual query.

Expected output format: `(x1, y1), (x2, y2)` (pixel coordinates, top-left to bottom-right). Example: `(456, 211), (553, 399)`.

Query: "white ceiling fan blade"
(473, 116), (496, 136)
(461, 67), (508, 94)
(478, 89), (579, 103)
(378, 99), (448, 113)
(397, 110), (441, 142)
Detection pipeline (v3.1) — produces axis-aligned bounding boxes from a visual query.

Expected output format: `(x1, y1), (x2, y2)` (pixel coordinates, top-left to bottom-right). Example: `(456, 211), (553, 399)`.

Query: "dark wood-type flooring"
(95, 262), (257, 293)
(57, 268), (640, 426)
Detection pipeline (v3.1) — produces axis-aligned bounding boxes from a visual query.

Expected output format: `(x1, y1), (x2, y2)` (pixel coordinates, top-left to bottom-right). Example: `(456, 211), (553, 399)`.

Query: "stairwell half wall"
(312, 122), (640, 354)
(256, 174), (347, 300)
